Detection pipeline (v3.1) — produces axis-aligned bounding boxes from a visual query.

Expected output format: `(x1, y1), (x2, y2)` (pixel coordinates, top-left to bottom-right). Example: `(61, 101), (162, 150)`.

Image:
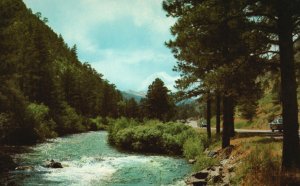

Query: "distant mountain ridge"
(121, 90), (146, 102)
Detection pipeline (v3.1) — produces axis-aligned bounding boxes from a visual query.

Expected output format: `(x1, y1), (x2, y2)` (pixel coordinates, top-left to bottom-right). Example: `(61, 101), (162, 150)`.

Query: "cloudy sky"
(23, 0), (179, 92)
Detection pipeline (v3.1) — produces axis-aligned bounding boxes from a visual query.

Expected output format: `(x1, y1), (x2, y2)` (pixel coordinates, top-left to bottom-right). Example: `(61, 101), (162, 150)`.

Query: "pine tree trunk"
(216, 94), (221, 135)
(206, 98), (211, 139)
(222, 95), (232, 148)
(229, 104), (235, 137)
(277, 1), (300, 170)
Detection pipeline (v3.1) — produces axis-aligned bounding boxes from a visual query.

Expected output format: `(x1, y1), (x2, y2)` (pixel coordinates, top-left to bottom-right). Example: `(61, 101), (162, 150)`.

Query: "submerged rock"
(15, 165), (34, 171)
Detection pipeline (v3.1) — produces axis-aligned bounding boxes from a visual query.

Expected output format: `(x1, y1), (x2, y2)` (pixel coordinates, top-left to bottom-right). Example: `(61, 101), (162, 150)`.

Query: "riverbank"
(187, 135), (300, 185)
(0, 116), (108, 175)
(0, 145), (32, 184)
(0, 145), (31, 172)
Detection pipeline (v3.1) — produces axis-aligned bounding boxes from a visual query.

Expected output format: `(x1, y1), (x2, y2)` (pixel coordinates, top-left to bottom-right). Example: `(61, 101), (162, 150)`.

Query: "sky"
(23, 0), (179, 92)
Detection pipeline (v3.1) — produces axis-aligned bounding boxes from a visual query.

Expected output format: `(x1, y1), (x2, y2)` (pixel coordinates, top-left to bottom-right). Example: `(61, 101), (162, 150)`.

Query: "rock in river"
(15, 165), (34, 171)
(45, 160), (63, 168)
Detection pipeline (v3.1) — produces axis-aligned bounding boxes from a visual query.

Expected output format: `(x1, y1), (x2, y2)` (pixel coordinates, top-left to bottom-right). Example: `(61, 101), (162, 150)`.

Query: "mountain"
(121, 90), (146, 102)
(176, 98), (197, 105)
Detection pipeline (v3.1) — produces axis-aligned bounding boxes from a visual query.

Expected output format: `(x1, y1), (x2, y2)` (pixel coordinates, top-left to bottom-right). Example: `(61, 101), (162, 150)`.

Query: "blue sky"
(23, 0), (179, 92)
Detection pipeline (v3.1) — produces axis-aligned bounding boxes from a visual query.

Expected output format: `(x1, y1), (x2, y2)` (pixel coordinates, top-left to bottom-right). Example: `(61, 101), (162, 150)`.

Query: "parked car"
(269, 117), (283, 132)
(198, 119), (207, 128)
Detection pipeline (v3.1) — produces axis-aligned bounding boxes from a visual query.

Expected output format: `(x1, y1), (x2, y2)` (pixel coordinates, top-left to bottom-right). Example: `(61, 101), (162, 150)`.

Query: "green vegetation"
(1, 0), (299, 183)
(108, 118), (220, 171)
(163, 0), (300, 170)
(89, 117), (109, 131)
(24, 103), (57, 141)
(175, 101), (200, 121)
(0, 1), (183, 145)
(0, 0), (126, 144)
(108, 118), (201, 155)
(141, 78), (175, 121)
(232, 138), (282, 185)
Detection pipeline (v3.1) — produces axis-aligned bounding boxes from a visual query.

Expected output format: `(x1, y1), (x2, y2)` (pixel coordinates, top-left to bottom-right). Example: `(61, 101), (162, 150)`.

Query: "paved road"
(185, 120), (300, 136)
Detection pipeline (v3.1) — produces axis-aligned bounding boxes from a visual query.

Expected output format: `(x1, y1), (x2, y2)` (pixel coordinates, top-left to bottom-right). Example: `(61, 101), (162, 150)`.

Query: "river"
(6, 131), (191, 185)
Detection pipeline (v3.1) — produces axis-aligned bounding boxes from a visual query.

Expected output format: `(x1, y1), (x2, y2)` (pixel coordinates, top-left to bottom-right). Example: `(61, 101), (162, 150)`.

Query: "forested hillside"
(0, 0), (124, 144)
(247, 41), (300, 129)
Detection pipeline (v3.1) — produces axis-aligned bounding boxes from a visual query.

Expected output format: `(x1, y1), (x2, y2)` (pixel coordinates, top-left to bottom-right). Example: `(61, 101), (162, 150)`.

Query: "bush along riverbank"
(107, 118), (297, 185)
(107, 118), (221, 184)
(108, 118), (206, 155)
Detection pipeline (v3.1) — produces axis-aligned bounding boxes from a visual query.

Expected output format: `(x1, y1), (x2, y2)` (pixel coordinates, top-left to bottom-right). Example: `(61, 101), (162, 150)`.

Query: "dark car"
(269, 117), (283, 132)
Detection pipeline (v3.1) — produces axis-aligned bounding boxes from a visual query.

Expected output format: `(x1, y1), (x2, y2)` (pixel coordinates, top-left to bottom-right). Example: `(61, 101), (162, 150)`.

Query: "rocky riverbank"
(186, 145), (236, 186)
(185, 136), (300, 186)
(0, 145), (31, 175)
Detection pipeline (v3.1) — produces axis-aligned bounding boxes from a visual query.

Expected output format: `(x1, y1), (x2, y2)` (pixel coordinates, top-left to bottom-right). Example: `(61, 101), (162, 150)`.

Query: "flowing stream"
(8, 131), (191, 185)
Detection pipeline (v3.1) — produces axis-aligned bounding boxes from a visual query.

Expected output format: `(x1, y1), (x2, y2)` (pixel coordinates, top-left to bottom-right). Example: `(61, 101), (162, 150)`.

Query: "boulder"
(46, 160), (63, 168)
(210, 171), (223, 183)
(193, 171), (209, 179)
(207, 151), (217, 158)
(188, 159), (196, 164)
(187, 178), (207, 186)
(186, 171), (209, 186)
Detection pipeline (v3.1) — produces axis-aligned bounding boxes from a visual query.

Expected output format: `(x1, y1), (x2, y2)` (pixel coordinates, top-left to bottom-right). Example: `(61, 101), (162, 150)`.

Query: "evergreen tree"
(163, 0), (266, 147)
(145, 78), (174, 121)
(244, 0), (300, 172)
(125, 98), (139, 118)
(0, 0), (124, 143)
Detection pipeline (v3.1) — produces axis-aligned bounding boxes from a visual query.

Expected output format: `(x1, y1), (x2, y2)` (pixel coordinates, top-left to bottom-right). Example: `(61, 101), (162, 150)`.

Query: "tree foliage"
(163, 0), (300, 171)
(0, 0), (123, 144)
(145, 78), (175, 121)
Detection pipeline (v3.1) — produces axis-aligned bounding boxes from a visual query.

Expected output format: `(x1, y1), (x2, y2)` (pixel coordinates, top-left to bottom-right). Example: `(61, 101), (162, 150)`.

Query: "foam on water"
(31, 155), (170, 185)
(9, 131), (191, 186)
(42, 159), (117, 186)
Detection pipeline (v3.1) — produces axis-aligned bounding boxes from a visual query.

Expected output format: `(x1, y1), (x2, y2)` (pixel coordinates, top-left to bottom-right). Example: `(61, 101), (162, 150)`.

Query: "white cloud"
(23, 0), (178, 91)
(93, 49), (172, 65)
(89, 49), (176, 90)
(28, 0), (175, 55)
(139, 72), (179, 92)
(74, 0), (174, 33)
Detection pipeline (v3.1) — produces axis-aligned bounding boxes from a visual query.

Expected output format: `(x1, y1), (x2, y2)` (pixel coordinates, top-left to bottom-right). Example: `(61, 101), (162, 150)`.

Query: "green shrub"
(193, 154), (218, 171)
(25, 103), (57, 141)
(88, 116), (108, 130)
(183, 137), (203, 159)
(108, 118), (205, 155)
(58, 103), (85, 134)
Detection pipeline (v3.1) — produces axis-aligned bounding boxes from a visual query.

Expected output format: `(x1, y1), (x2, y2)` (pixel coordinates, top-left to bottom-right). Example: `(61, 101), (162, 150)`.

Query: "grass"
(230, 137), (282, 185)
(203, 116), (255, 129)
(234, 118), (253, 129)
(193, 134), (220, 171)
